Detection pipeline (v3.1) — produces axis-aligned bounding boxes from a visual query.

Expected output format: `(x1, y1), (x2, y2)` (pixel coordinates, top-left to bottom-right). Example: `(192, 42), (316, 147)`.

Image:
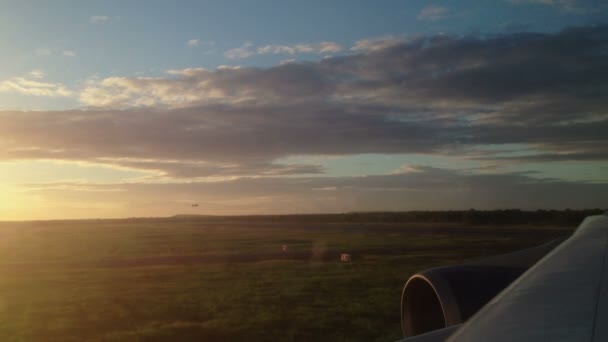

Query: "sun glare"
(0, 186), (25, 221)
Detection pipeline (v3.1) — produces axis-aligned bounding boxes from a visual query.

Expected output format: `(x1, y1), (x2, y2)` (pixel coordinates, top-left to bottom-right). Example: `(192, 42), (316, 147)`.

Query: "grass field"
(0, 215), (574, 341)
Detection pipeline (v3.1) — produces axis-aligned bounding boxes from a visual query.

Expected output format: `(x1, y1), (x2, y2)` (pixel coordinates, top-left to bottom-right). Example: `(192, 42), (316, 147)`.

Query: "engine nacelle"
(400, 239), (564, 338)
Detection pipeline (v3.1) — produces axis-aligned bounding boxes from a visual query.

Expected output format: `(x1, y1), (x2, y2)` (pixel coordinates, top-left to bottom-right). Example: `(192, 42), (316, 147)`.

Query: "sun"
(0, 186), (31, 221)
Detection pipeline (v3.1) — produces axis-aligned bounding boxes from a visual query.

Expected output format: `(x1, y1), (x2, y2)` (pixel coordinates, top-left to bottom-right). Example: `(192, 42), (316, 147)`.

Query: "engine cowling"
(400, 238), (564, 338)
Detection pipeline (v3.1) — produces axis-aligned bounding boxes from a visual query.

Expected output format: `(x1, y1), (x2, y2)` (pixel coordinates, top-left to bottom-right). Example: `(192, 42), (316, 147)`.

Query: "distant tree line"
(173, 209), (606, 227)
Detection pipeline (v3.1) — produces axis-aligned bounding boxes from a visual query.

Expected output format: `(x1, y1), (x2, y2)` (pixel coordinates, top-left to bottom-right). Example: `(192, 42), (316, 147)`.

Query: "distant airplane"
(398, 213), (608, 341)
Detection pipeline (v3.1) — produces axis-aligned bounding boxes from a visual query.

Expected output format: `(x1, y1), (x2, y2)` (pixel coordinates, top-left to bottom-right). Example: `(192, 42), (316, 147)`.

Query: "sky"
(0, 0), (607, 220)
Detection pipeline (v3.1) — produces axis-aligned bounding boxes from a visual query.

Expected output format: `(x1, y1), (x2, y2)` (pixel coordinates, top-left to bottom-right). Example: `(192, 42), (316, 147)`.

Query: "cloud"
(351, 36), (406, 52)
(226, 41), (343, 59)
(292, 42), (343, 54)
(417, 5), (450, 21)
(95, 158), (323, 178)
(166, 68), (208, 76)
(80, 62), (334, 107)
(0, 25), (606, 181)
(28, 70), (45, 79)
(317, 42), (344, 54)
(62, 50), (76, 57)
(187, 39), (200, 47)
(280, 58), (296, 65)
(224, 42), (255, 59)
(392, 165), (424, 175)
(90, 15), (110, 23)
(0, 73), (72, 97)
(256, 45), (297, 55)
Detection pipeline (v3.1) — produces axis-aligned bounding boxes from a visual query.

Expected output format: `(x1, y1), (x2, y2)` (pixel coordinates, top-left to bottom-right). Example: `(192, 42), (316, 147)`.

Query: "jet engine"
(400, 239), (564, 338)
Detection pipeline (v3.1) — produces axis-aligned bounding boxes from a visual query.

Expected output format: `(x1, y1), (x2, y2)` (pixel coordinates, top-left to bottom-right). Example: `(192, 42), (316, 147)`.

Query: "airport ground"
(0, 212), (586, 341)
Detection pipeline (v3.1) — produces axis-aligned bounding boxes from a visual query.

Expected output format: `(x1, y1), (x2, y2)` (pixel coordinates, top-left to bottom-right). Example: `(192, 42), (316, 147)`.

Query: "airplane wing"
(398, 213), (608, 342)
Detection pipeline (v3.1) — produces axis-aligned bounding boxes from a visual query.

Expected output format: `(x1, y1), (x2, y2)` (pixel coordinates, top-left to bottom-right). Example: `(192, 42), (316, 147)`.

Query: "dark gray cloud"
(0, 104), (447, 165)
(324, 26), (608, 118)
(2, 25), (607, 178)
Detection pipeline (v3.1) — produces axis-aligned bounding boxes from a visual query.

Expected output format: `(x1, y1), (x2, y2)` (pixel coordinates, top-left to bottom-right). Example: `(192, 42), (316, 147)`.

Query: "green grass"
(0, 217), (572, 341)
